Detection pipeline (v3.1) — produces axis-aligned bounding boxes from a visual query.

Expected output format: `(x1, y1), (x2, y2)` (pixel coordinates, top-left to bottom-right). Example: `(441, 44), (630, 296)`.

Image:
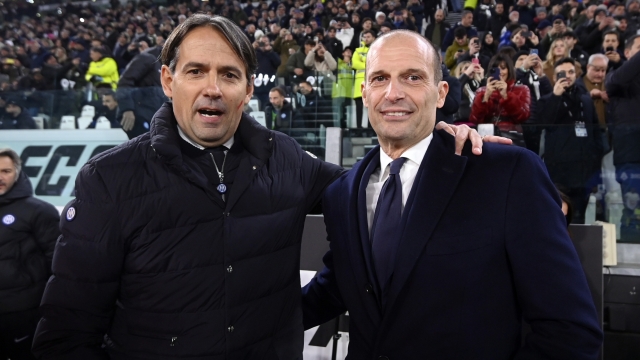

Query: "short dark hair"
(361, 29), (376, 37)
(269, 85), (286, 97)
(553, 56), (576, 70)
(454, 27), (467, 39)
(160, 14), (257, 84)
(462, 10), (473, 18)
(0, 148), (21, 175)
(305, 39), (317, 47)
(368, 30), (442, 82)
(488, 53), (516, 81)
(602, 30), (620, 41)
(625, 34), (640, 50)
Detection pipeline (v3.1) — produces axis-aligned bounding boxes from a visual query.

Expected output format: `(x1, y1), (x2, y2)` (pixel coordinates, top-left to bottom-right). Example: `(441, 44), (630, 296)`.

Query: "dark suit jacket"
(302, 130), (602, 359)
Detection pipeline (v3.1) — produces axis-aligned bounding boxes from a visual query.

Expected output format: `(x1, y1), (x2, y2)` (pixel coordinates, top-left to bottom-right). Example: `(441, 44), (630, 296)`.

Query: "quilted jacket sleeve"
(32, 163), (124, 360)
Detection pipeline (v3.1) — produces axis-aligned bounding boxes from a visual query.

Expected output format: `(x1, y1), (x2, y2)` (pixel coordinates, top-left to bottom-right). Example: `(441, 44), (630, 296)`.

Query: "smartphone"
(490, 67), (500, 80)
(530, 49), (538, 55)
(472, 39), (479, 45)
(556, 70), (566, 79)
(457, 49), (464, 53)
(313, 36), (318, 42)
(472, 57), (480, 64)
(522, 31), (531, 38)
(605, 46), (614, 52)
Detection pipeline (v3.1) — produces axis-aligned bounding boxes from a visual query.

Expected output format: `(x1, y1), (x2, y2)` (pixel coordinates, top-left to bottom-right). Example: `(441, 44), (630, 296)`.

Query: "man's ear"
(160, 65), (173, 99)
(436, 81), (449, 108)
(244, 75), (255, 104)
(361, 82), (368, 107)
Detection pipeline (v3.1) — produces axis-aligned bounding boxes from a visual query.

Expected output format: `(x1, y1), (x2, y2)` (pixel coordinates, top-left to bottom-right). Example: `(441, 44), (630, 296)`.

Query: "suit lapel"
(344, 146), (384, 321)
(383, 131), (468, 314)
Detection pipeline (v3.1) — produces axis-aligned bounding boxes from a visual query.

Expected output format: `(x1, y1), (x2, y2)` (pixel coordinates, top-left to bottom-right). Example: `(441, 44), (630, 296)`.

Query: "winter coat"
(0, 108), (37, 129)
(116, 46), (166, 138)
(470, 79), (531, 131)
(606, 51), (640, 165)
(85, 56), (120, 90)
(352, 43), (370, 98)
(32, 102), (344, 359)
(536, 86), (604, 188)
(0, 172), (59, 314)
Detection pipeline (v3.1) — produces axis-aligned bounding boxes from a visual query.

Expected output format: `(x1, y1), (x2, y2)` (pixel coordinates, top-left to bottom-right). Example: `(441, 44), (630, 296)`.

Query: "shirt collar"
(379, 133), (433, 174)
(177, 125), (235, 150)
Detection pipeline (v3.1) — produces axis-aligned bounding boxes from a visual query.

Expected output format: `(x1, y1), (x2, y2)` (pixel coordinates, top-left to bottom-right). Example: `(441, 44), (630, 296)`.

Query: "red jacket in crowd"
(469, 80), (531, 132)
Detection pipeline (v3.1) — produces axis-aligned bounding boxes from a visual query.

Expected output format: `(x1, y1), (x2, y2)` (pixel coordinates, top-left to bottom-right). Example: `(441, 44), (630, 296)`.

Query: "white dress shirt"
(366, 134), (433, 231)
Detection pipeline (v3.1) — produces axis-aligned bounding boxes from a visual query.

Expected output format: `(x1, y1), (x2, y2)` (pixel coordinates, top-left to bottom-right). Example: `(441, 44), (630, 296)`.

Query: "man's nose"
(385, 79), (405, 102)
(204, 75), (223, 98)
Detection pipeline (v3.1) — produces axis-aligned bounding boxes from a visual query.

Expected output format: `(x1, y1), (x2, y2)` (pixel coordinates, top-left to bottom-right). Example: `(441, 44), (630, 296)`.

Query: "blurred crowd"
(1, 0), (640, 228)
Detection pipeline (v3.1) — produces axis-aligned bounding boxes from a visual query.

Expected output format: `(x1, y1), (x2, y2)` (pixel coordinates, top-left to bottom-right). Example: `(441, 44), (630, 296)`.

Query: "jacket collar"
(0, 171), (33, 205)
(150, 102), (273, 167)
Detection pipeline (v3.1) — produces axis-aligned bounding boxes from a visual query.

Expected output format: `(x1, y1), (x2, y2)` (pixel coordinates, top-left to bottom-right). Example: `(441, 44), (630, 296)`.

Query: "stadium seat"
(60, 115), (76, 129)
(250, 111), (266, 128)
(95, 116), (112, 129)
(33, 116), (44, 129)
(81, 105), (96, 118)
(77, 116), (93, 129)
(248, 99), (260, 112)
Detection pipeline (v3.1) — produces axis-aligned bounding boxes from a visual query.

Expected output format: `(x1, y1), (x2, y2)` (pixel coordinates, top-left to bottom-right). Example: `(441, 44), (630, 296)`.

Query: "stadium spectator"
(454, 60), (484, 123)
(563, 31), (589, 71)
(445, 27), (470, 71)
(480, 31), (498, 59)
(579, 9), (616, 55)
(0, 148), (59, 360)
(265, 86), (297, 131)
(473, 0), (495, 32)
(509, 27), (540, 53)
(304, 41), (336, 98)
(425, 9), (449, 50)
(606, 35), (640, 231)
(273, 28), (299, 78)
(0, 99), (36, 129)
(470, 53), (531, 135)
(253, 35), (281, 109)
(543, 38), (581, 85)
(537, 57), (605, 224)
(85, 46), (119, 90)
(443, 10), (478, 51)
(577, 54), (610, 126)
(489, 2), (509, 39)
(601, 30), (625, 71)
(332, 47), (354, 128)
(287, 38), (315, 84)
(513, 50), (553, 154)
(458, 35), (491, 71)
(352, 29), (375, 129)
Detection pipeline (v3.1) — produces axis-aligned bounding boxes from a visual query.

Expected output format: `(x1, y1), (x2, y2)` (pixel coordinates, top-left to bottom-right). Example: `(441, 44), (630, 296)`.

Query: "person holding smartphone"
(536, 57), (605, 224)
(470, 53), (531, 143)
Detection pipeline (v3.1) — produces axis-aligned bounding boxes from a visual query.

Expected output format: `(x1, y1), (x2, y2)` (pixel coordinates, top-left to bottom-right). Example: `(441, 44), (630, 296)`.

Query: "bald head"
(367, 30), (442, 82)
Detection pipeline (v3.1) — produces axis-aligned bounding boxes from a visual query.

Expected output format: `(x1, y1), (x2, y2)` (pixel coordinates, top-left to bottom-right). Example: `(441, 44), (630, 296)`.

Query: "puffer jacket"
(0, 171), (59, 314)
(32, 102), (344, 359)
(469, 79), (531, 132)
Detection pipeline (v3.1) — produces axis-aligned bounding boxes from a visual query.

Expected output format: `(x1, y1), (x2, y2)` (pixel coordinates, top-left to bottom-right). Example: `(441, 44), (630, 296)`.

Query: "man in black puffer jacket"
(0, 148), (59, 360)
(116, 45), (168, 139)
(32, 15), (344, 359)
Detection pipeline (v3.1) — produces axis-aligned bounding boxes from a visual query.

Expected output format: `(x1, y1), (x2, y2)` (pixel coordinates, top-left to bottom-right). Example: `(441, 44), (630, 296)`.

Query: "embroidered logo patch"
(2, 214), (15, 225)
(66, 207), (76, 221)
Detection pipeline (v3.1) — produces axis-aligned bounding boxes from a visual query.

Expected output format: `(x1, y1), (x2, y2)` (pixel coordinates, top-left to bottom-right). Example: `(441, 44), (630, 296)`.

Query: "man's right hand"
(294, 68), (304, 75)
(553, 78), (569, 96)
(121, 111), (135, 131)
